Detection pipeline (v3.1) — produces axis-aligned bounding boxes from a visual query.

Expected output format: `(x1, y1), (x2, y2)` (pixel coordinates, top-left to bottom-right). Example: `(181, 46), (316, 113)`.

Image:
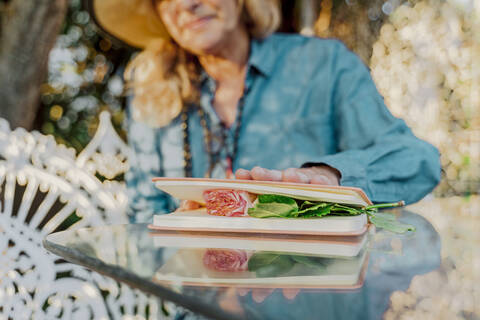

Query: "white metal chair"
(0, 115), (165, 319)
(76, 111), (132, 180)
(76, 111), (133, 217)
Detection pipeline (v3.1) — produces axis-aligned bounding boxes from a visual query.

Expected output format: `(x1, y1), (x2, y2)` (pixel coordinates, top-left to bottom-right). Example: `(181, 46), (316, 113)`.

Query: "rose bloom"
(203, 189), (255, 216)
(203, 249), (250, 272)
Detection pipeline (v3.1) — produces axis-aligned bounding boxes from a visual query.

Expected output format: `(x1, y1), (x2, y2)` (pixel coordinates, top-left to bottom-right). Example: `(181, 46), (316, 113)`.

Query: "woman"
(89, 0), (441, 223)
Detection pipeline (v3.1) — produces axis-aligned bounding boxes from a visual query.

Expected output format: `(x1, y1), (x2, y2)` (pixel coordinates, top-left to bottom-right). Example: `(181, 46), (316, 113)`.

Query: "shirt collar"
(198, 36), (274, 86)
(248, 37), (274, 77)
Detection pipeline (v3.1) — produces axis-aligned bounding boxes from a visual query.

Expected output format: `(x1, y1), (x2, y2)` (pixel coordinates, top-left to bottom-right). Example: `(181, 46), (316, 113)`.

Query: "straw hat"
(84, 0), (170, 49)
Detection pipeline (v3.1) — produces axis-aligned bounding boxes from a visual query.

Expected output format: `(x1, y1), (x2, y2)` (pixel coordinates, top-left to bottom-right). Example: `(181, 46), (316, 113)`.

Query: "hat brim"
(84, 0), (170, 49)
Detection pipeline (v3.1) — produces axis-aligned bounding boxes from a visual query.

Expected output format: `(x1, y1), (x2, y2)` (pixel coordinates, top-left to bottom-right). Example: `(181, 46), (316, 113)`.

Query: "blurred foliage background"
(36, 0), (479, 197)
(37, 0), (130, 151)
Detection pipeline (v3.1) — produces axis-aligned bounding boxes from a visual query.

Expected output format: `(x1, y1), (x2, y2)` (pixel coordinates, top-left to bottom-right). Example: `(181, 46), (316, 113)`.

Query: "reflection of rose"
(203, 249), (250, 272)
(203, 190), (254, 216)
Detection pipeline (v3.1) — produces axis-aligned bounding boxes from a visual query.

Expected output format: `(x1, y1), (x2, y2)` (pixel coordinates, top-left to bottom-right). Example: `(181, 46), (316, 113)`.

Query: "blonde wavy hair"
(124, 0), (281, 127)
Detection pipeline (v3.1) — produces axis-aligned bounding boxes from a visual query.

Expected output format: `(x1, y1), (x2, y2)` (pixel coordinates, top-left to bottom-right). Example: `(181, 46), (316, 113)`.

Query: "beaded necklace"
(181, 94), (246, 178)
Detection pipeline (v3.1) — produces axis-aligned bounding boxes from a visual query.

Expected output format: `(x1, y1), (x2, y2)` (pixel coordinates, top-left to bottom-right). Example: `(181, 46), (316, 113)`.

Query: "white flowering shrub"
(370, 0), (480, 195)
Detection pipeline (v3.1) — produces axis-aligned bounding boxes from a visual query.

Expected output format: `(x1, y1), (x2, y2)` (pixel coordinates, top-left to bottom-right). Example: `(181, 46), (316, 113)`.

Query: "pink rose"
(203, 249), (250, 272)
(203, 189), (255, 217)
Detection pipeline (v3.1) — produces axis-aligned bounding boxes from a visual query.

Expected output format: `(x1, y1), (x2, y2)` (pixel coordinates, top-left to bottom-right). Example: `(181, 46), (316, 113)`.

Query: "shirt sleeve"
(303, 42), (441, 205)
(125, 103), (175, 223)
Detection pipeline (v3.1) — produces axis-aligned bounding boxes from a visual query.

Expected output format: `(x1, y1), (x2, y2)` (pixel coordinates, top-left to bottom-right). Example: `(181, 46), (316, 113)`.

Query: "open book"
(153, 177), (372, 207)
(150, 178), (372, 236)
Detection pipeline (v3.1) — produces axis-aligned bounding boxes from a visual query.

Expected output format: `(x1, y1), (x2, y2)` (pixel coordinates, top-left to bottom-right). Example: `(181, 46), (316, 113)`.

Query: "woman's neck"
(197, 25), (249, 86)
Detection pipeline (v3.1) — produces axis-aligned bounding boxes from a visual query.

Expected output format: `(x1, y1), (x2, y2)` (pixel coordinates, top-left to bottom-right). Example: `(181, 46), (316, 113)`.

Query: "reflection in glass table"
(41, 201), (456, 320)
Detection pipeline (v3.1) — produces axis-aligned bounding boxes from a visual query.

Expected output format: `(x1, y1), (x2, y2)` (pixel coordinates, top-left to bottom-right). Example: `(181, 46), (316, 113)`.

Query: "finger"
(266, 169), (283, 181)
(235, 168), (252, 180)
(250, 166), (268, 180)
(250, 167), (269, 180)
(236, 288), (249, 296)
(282, 168), (310, 184)
(251, 167), (282, 181)
(282, 289), (300, 300)
(251, 289), (275, 303)
(306, 166), (340, 186)
(310, 175), (332, 185)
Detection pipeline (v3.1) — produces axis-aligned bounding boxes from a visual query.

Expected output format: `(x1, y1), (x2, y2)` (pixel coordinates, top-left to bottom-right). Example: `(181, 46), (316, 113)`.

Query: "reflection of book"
(152, 231), (370, 290)
(153, 248), (368, 289)
(151, 230), (369, 258)
(151, 178), (371, 236)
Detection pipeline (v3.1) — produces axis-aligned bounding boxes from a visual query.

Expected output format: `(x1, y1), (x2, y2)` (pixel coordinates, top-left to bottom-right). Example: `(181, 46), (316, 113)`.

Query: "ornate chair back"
(0, 116), (164, 319)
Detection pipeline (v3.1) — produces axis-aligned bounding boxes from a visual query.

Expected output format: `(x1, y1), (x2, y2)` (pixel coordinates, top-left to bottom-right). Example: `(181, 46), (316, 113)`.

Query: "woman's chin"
(175, 27), (223, 54)
(184, 37), (225, 55)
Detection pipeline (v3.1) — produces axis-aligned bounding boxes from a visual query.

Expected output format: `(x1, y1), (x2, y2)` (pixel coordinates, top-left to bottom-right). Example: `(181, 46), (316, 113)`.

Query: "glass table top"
(43, 196), (479, 320)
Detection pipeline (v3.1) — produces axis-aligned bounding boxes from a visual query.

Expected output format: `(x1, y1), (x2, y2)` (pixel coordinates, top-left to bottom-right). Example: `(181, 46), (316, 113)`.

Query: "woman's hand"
(175, 165), (340, 212)
(235, 165), (341, 186)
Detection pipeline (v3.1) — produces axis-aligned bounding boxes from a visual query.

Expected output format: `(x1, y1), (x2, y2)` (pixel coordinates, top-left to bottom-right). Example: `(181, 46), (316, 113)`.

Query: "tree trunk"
(0, 0), (67, 130)
(314, 0), (386, 65)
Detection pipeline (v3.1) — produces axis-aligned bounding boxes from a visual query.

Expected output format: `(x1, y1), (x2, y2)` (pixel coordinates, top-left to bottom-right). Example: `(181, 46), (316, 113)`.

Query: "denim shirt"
(125, 33), (441, 223)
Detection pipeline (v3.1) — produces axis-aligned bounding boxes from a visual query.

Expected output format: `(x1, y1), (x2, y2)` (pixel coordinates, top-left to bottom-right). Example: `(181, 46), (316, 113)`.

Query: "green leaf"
(290, 255), (329, 269)
(248, 253), (295, 277)
(248, 202), (298, 218)
(369, 212), (416, 234)
(247, 253), (282, 270)
(299, 201), (321, 210)
(330, 204), (364, 215)
(297, 203), (333, 217)
(257, 194), (298, 207)
(371, 211), (396, 221)
(247, 253), (328, 277)
(248, 195), (415, 234)
(248, 195), (298, 218)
